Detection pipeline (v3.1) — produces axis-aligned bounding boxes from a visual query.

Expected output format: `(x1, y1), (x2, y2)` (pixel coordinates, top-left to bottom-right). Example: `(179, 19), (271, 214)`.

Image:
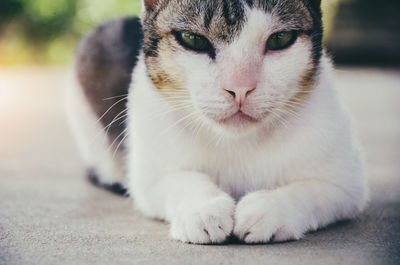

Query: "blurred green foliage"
(0, 0), (141, 65)
(1, 0), (76, 41)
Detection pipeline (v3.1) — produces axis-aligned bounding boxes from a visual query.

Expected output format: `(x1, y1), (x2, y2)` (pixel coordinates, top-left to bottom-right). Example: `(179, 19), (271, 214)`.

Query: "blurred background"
(0, 0), (399, 66)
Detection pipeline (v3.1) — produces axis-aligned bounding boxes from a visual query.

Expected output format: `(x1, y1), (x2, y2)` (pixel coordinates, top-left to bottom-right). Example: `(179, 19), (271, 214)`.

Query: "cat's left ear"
(308, 0), (321, 10)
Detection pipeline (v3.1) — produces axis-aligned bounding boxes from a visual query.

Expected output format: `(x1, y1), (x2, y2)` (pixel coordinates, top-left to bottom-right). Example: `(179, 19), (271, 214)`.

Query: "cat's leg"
(131, 171), (235, 244)
(65, 76), (126, 190)
(234, 178), (367, 243)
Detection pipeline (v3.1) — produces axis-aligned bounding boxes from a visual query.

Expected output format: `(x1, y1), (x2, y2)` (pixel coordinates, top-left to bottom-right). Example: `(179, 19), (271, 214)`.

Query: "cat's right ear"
(142, 0), (158, 12)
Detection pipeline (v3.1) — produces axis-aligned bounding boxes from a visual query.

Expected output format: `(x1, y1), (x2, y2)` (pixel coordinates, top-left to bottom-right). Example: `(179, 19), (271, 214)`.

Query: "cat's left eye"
(174, 32), (213, 54)
(266, 31), (298, 52)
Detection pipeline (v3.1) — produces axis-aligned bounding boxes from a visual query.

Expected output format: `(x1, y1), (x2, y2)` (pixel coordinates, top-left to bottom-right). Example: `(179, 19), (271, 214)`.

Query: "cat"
(66, 0), (368, 244)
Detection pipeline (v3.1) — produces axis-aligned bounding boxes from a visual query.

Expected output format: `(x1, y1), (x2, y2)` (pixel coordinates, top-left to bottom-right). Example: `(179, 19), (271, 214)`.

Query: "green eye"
(175, 32), (213, 54)
(266, 31), (298, 51)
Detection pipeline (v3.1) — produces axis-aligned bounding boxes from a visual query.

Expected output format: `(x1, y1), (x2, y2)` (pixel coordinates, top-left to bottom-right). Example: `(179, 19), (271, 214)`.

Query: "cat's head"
(141, 0), (323, 136)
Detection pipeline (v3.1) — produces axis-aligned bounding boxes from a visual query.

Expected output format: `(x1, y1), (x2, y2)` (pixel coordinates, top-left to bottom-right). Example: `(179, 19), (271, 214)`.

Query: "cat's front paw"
(170, 194), (235, 244)
(234, 191), (307, 243)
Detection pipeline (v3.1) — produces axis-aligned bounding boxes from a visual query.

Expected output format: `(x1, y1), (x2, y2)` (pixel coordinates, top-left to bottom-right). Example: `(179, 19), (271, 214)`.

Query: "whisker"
(103, 94), (129, 101)
(95, 96), (128, 125)
(104, 109), (128, 131)
(141, 103), (192, 120)
(107, 128), (128, 154)
(192, 116), (208, 143)
(105, 114), (128, 135)
(96, 109), (128, 146)
(112, 132), (129, 160)
(171, 114), (201, 143)
(157, 111), (199, 138)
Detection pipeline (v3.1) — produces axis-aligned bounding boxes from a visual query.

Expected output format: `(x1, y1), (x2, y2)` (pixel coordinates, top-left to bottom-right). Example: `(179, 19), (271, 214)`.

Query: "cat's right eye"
(174, 31), (214, 55)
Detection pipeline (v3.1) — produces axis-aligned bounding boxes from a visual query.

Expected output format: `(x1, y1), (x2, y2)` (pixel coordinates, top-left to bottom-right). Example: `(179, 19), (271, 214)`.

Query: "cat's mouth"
(219, 111), (258, 127)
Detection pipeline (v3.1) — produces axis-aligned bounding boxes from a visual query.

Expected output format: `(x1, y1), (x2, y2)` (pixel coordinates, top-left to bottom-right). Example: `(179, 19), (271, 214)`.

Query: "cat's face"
(141, 0), (322, 135)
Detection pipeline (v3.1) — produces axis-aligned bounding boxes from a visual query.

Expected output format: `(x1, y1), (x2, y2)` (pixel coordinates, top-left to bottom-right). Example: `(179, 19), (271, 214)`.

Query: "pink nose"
(224, 87), (256, 106)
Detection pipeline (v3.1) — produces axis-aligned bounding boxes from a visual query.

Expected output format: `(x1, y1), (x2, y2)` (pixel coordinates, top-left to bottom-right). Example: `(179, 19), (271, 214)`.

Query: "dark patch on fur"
(244, 0), (254, 8)
(76, 17), (143, 144)
(141, 0), (170, 58)
(221, 0), (245, 26)
(88, 169), (129, 197)
(306, 0), (321, 12)
(300, 0), (323, 66)
(203, 2), (216, 30)
(145, 33), (162, 57)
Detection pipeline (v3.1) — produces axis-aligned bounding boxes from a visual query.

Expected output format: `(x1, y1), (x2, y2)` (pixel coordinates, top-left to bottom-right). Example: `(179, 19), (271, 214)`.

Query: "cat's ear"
(142, 0), (159, 12)
(308, 0), (321, 10)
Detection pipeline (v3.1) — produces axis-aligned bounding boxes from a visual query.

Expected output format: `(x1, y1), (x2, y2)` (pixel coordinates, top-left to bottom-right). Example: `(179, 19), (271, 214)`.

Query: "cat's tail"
(87, 169), (128, 197)
(64, 17), (143, 196)
(64, 67), (128, 196)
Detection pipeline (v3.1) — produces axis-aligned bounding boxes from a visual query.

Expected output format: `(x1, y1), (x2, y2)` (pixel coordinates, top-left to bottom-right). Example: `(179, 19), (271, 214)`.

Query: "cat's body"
(67, 0), (368, 244)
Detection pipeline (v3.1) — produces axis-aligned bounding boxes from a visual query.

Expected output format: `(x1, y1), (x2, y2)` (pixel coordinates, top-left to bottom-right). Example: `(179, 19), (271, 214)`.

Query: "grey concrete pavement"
(0, 67), (399, 265)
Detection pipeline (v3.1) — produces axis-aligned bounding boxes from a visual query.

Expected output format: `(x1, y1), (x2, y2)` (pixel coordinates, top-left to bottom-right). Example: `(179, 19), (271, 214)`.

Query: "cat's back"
(75, 17), (143, 138)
